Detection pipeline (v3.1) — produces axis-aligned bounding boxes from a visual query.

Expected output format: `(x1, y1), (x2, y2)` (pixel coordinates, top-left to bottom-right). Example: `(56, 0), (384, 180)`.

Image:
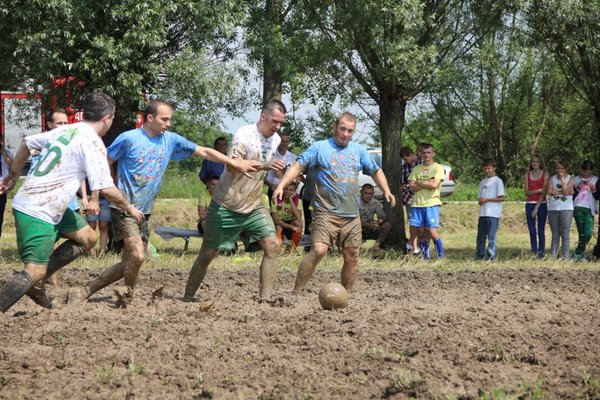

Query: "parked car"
(357, 147), (455, 200)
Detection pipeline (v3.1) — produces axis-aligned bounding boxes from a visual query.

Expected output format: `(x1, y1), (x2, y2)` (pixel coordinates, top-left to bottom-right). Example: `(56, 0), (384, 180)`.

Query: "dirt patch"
(1, 267), (599, 399)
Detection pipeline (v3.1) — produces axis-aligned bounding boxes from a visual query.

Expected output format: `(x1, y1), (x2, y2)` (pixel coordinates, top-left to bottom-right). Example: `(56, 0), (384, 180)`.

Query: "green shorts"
(13, 208), (88, 264)
(202, 201), (276, 250)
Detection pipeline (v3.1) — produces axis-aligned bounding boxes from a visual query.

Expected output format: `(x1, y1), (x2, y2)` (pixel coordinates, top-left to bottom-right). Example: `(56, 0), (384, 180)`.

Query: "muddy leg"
(293, 242), (328, 294)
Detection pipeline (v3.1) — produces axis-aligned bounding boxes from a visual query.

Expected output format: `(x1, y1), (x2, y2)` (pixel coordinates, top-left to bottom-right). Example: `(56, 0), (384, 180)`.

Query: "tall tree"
(295, 0), (483, 245)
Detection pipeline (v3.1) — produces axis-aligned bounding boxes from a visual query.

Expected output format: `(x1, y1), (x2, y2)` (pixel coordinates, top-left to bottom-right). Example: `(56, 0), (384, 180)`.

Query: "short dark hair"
(581, 160), (594, 171)
(556, 159), (569, 171)
(82, 93), (115, 122)
(361, 183), (375, 192)
(482, 159), (496, 167)
(287, 181), (298, 189)
(399, 146), (414, 157)
(144, 99), (172, 118)
(47, 108), (67, 123)
(214, 136), (227, 147)
(420, 143), (434, 151)
(262, 100), (286, 116)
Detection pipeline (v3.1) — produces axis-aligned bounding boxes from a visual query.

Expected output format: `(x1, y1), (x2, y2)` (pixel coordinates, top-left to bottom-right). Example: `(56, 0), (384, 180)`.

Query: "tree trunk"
(379, 95), (408, 249)
(261, 0), (283, 106)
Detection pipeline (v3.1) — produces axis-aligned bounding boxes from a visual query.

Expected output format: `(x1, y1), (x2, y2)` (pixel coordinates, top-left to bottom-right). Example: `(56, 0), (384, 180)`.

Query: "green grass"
(448, 181), (526, 202)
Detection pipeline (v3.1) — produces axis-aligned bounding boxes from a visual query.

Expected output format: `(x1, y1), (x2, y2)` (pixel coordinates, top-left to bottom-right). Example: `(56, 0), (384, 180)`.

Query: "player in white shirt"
(0, 93), (143, 312)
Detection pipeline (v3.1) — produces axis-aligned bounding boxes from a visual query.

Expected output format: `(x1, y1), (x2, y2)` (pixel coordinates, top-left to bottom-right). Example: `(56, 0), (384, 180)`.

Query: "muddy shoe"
(114, 286), (133, 309)
(67, 287), (88, 304)
(26, 284), (53, 309)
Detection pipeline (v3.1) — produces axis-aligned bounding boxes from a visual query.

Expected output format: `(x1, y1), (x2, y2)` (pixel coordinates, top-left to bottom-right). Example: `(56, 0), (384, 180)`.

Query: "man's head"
(360, 183), (375, 203)
(82, 93), (116, 136)
(214, 136), (228, 155)
(47, 108), (68, 130)
(419, 143), (435, 165)
(258, 100), (286, 138)
(482, 159), (497, 177)
(144, 99), (172, 136)
(283, 181), (297, 200)
(278, 133), (290, 154)
(399, 146), (416, 165)
(332, 112), (356, 148)
(206, 176), (219, 195)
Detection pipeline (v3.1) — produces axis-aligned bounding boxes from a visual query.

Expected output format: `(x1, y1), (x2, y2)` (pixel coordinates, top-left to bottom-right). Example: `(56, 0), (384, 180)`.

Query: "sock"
(434, 239), (444, 258)
(419, 241), (430, 260)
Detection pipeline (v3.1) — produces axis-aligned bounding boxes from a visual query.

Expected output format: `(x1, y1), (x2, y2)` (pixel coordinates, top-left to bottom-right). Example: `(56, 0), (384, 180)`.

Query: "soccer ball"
(318, 282), (348, 310)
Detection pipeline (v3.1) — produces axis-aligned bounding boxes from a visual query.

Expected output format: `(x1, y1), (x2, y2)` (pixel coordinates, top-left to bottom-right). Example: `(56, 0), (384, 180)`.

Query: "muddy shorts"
(14, 208), (88, 264)
(202, 201), (275, 250)
(311, 210), (362, 249)
(111, 208), (151, 244)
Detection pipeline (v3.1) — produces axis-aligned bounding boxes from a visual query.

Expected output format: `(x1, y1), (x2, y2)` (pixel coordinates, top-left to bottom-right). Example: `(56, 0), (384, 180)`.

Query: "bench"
(154, 226), (202, 253)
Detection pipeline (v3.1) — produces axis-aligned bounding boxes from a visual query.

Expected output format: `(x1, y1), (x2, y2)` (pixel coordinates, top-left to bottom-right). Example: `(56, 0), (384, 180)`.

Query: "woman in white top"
(572, 160), (598, 260)
(545, 159), (575, 260)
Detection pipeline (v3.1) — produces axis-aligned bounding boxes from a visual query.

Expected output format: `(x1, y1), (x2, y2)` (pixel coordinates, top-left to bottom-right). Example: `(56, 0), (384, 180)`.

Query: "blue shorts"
(86, 199), (112, 222)
(409, 206), (440, 228)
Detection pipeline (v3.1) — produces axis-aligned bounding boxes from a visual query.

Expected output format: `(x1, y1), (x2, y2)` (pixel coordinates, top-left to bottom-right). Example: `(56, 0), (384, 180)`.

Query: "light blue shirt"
(108, 128), (196, 213)
(298, 138), (379, 217)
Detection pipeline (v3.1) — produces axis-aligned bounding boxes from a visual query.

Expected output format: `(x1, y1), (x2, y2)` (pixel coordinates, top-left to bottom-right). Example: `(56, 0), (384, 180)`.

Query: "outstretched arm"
(272, 162), (304, 203)
(193, 146), (261, 176)
(99, 186), (144, 223)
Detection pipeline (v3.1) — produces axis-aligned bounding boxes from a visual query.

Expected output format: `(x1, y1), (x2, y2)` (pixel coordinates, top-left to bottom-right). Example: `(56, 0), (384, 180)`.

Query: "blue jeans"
(476, 217), (500, 260)
(525, 203), (547, 257)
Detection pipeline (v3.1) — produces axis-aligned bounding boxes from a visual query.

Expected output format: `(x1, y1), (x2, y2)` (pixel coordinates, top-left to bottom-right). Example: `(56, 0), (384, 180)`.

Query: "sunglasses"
(552, 196), (567, 201)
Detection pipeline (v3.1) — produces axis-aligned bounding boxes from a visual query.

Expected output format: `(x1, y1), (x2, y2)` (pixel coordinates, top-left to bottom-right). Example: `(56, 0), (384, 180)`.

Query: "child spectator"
(545, 159), (575, 260)
(476, 159), (505, 260)
(572, 160), (597, 260)
(524, 153), (549, 258)
(270, 181), (303, 247)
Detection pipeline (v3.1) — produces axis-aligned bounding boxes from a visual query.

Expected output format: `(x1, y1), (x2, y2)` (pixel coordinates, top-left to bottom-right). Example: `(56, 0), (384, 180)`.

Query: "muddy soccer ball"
(318, 282), (348, 310)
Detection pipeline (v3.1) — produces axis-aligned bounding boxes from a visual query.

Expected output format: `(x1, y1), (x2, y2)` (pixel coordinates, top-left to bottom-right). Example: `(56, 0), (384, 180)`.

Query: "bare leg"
(98, 221), (110, 256)
(257, 235), (280, 299)
(293, 242), (329, 293)
(340, 246), (360, 290)
(183, 245), (219, 300)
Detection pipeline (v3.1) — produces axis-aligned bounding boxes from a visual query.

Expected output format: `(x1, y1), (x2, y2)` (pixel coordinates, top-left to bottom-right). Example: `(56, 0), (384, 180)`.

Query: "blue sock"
(434, 239), (444, 258)
(419, 241), (430, 260)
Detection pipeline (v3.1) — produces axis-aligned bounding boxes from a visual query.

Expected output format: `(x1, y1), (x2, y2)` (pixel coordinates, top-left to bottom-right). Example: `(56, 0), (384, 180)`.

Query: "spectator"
(265, 133), (297, 198)
(198, 136), (228, 184)
(0, 144), (14, 237)
(271, 181), (303, 247)
(524, 153), (549, 258)
(572, 160), (597, 260)
(476, 159), (505, 260)
(400, 146), (418, 254)
(358, 183), (391, 251)
(545, 159), (574, 260)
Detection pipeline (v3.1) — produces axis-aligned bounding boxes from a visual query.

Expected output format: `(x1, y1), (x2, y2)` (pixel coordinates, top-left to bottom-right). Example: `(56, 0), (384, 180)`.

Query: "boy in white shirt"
(476, 160), (505, 260)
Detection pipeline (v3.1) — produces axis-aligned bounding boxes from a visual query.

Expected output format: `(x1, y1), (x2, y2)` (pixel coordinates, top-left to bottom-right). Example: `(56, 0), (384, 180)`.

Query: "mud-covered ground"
(1, 266), (599, 399)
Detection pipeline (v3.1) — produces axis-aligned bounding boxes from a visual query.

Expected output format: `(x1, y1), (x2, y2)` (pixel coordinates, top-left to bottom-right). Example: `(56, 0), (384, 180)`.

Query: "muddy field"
(1, 263), (599, 399)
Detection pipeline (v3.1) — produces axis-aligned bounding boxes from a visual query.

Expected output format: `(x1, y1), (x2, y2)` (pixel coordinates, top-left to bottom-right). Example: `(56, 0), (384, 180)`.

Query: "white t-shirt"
(574, 175), (598, 214)
(547, 175), (574, 211)
(213, 124), (281, 214)
(265, 149), (297, 187)
(479, 175), (505, 218)
(12, 122), (114, 224)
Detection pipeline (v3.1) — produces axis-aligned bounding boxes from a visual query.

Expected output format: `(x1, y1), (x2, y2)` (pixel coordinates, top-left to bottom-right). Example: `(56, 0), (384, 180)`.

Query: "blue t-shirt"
(198, 159), (225, 183)
(298, 138), (379, 217)
(108, 128), (196, 213)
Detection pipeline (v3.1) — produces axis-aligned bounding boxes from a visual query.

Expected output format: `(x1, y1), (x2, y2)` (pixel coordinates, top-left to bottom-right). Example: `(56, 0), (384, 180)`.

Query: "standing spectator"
(300, 166), (317, 233)
(476, 160), (505, 260)
(184, 100), (287, 301)
(399, 146), (418, 254)
(68, 100), (260, 305)
(545, 159), (574, 260)
(265, 132), (297, 198)
(0, 144), (14, 237)
(358, 183), (391, 251)
(273, 112), (395, 293)
(572, 160), (597, 260)
(198, 136), (228, 184)
(408, 143), (445, 260)
(524, 153), (549, 258)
